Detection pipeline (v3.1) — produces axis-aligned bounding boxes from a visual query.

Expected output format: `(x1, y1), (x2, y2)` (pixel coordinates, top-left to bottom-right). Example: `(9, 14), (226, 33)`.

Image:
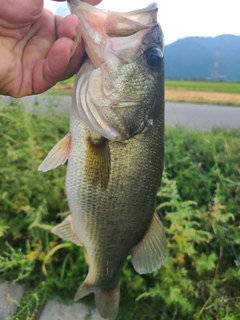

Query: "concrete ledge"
(0, 281), (24, 320)
(38, 299), (102, 320)
(0, 281), (102, 320)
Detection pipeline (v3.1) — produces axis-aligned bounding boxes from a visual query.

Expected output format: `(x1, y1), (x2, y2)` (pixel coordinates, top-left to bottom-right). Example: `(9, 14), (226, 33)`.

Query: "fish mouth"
(104, 3), (158, 38)
(70, 1), (163, 141)
(68, 1), (159, 67)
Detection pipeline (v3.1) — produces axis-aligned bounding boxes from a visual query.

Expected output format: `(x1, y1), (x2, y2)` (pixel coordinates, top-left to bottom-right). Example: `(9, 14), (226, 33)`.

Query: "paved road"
(1, 95), (240, 129)
(165, 102), (240, 130)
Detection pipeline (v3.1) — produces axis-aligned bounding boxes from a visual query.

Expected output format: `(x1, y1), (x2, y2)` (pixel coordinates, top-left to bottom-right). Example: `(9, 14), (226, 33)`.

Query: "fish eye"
(144, 47), (163, 69)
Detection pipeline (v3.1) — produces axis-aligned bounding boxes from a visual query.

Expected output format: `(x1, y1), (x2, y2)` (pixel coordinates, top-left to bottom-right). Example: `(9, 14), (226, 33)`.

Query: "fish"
(39, 1), (167, 319)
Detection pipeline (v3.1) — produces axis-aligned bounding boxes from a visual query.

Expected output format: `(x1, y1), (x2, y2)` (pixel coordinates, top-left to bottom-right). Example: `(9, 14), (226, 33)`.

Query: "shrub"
(0, 98), (239, 319)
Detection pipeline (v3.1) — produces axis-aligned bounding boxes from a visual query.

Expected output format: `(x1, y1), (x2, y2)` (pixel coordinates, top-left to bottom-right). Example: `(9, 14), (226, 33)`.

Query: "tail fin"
(74, 281), (120, 320)
(95, 285), (120, 320)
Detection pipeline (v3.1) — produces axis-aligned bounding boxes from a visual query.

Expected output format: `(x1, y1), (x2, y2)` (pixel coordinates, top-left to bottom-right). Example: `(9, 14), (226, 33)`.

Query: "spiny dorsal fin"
(38, 132), (71, 172)
(52, 215), (83, 246)
(131, 211), (167, 274)
(84, 135), (110, 190)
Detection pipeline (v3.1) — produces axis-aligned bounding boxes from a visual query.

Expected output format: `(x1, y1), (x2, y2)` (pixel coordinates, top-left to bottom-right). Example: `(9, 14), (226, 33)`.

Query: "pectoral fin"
(38, 132), (71, 172)
(52, 215), (83, 247)
(131, 211), (167, 274)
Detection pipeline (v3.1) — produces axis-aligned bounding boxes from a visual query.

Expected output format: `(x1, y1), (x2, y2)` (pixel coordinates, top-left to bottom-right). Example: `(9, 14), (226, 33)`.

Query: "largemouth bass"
(39, 1), (167, 319)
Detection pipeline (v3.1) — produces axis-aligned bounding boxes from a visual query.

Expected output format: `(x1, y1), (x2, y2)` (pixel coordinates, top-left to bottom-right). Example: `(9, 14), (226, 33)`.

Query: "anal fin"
(131, 211), (167, 274)
(52, 215), (83, 247)
(38, 132), (71, 172)
(74, 281), (93, 301)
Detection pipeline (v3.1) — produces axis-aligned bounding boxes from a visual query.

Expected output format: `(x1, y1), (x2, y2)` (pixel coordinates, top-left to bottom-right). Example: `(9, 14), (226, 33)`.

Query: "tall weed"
(0, 98), (239, 319)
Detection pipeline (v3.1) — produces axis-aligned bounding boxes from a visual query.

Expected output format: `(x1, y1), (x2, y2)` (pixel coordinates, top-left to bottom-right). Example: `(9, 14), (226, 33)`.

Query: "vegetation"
(0, 98), (239, 319)
(50, 78), (240, 106)
(165, 80), (240, 106)
(51, 78), (240, 96)
(48, 77), (75, 96)
(165, 80), (240, 94)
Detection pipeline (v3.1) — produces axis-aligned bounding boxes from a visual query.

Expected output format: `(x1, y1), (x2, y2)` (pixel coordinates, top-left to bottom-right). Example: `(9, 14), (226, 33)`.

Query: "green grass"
(50, 78), (240, 97)
(165, 80), (240, 94)
(48, 76), (76, 96)
(0, 97), (239, 319)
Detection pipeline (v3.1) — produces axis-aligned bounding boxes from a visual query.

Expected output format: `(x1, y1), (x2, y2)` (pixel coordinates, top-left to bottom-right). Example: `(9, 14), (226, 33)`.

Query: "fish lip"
(68, 1), (158, 15)
(68, 0), (159, 36)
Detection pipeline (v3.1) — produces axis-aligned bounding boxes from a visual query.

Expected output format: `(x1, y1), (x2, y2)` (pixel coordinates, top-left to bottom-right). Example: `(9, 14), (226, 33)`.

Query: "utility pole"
(211, 46), (220, 81)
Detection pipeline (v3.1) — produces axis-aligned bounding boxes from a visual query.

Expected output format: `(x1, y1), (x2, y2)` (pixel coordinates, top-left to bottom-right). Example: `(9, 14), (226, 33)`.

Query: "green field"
(48, 76), (75, 96)
(0, 99), (239, 319)
(51, 78), (240, 97)
(165, 80), (240, 94)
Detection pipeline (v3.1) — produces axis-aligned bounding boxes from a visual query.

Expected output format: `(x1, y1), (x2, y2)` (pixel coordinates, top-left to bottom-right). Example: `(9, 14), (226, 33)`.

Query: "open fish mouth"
(70, 1), (164, 141)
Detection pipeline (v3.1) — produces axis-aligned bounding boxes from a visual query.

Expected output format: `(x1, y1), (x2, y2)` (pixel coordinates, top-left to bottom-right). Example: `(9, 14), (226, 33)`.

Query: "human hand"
(0, 0), (102, 98)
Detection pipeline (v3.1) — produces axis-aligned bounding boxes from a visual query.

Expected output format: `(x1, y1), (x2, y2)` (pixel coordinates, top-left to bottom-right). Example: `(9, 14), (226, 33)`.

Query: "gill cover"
(68, 1), (163, 141)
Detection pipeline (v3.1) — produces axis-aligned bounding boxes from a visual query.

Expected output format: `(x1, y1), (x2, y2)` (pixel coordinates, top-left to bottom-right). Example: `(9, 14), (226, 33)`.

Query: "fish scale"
(39, 2), (167, 319)
(66, 103), (164, 279)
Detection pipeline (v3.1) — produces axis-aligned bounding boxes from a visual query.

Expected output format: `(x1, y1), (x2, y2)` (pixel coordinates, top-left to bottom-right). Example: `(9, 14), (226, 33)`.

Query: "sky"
(44, 0), (240, 45)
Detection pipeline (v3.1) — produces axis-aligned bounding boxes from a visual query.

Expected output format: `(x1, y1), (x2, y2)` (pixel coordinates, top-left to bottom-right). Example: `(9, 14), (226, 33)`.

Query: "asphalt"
(165, 101), (240, 130)
(1, 95), (240, 129)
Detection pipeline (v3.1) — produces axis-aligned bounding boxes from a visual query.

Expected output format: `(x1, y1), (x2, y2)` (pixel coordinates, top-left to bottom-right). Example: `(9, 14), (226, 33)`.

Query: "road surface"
(165, 102), (240, 130)
(1, 95), (240, 129)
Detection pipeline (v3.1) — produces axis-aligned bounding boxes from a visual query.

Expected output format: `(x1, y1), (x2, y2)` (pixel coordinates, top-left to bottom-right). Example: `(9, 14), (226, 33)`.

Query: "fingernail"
(71, 34), (80, 57)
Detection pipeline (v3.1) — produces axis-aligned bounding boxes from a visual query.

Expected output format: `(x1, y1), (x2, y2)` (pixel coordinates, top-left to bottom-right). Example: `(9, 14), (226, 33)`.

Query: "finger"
(0, 0), (43, 27)
(82, 0), (102, 4)
(52, 0), (102, 5)
(56, 14), (79, 39)
(32, 36), (84, 93)
(55, 13), (84, 78)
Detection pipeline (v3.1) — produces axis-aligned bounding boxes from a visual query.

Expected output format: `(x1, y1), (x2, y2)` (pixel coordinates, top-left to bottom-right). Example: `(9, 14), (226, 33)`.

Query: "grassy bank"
(50, 78), (240, 106)
(48, 77), (75, 96)
(165, 80), (240, 94)
(0, 99), (239, 319)
(165, 80), (240, 106)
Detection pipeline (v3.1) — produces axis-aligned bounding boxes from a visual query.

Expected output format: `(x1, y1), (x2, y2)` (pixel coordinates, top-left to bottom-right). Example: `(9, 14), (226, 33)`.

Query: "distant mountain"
(164, 34), (240, 81)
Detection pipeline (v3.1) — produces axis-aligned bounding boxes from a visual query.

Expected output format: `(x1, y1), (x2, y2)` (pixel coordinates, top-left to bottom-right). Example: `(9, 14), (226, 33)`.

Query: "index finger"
(51, 0), (102, 4)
